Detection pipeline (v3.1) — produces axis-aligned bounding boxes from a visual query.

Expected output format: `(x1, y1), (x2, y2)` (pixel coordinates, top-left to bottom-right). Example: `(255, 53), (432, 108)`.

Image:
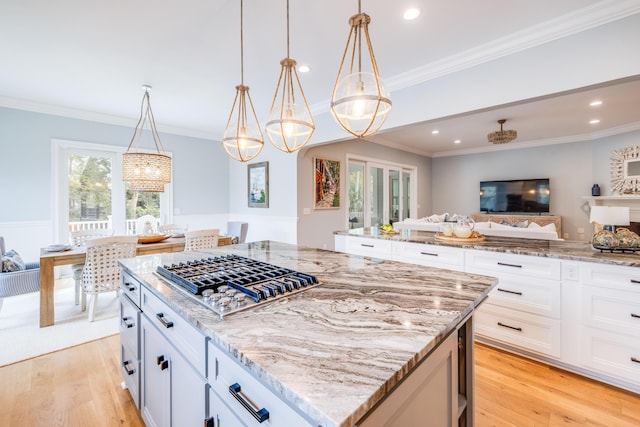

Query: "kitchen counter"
(335, 227), (640, 267)
(119, 241), (497, 427)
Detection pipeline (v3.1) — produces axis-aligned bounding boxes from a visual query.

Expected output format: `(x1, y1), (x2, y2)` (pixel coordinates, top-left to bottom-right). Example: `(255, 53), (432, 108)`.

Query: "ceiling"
(1, 0), (639, 157)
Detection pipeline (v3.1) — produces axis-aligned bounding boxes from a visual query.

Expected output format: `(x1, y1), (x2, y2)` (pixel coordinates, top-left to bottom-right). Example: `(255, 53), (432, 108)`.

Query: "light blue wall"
(0, 107), (228, 222)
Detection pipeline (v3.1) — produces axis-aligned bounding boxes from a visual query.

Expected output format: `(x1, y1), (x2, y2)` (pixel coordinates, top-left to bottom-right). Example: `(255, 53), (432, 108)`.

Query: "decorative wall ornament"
(248, 162), (269, 208)
(611, 146), (640, 194)
(314, 158), (341, 209)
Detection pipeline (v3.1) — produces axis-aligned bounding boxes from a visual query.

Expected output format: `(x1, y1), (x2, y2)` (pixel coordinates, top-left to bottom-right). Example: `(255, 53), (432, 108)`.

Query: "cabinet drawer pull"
(156, 312), (174, 328)
(126, 284), (136, 292)
(497, 288), (523, 296)
(122, 360), (135, 376)
(497, 262), (522, 269)
(630, 279), (640, 284)
(361, 244), (374, 248)
(122, 316), (135, 328)
(420, 252), (438, 257)
(632, 313), (640, 319)
(632, 357), (640, 364)
(156, 355), (169, 371)
(497, 322), (522, 332)
(229, 382), (270, 423)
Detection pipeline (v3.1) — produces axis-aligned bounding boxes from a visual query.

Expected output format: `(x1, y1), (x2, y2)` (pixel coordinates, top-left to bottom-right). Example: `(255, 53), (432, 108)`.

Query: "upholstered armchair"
(0, 236), (40, 312)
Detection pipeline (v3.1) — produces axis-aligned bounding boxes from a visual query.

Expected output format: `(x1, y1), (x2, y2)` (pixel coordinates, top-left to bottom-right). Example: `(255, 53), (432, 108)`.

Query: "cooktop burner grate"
(155, 254), (320, 317)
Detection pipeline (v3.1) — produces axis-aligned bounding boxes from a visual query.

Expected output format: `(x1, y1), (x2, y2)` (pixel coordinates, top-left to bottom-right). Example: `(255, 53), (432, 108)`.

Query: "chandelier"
(122, 85), (172, 192)
(222, 0), (264, 162)
(487, 119), (517, 144)
(331, 0), (392, 139)
(265, 0), (315, 153)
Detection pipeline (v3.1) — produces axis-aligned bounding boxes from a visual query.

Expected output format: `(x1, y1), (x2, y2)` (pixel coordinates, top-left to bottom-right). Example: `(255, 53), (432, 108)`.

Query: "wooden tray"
(434, 233), (486, 242)
(138, 234), (170, 244)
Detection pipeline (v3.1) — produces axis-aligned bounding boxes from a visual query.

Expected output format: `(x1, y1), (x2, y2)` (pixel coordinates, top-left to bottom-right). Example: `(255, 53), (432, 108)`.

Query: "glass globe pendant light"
(331, 0), (392, 139)
(222, 0), (264, 162)
(265, 0), (315, 153)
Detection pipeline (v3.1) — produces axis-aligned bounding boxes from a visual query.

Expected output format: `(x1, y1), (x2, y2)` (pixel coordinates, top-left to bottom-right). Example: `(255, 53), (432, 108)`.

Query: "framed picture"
(248, 162), (269, 208)
(314, 158), (340, 209)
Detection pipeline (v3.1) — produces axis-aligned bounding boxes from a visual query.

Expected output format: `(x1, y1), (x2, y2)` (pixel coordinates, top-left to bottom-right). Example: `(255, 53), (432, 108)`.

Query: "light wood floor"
(0, 337), (638, 426)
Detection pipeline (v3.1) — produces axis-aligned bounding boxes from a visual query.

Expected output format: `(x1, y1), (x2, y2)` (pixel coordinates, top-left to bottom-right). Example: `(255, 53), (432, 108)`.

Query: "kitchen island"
(118, 241), (498, 427)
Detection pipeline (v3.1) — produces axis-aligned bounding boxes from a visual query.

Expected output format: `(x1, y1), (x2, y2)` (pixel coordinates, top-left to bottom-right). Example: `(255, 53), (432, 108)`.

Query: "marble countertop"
(335, 228), (640, 267)
(119, 241), (497, 427)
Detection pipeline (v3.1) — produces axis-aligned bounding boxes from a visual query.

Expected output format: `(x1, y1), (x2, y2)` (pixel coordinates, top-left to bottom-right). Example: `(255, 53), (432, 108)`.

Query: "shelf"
(581, 195), (640, 201)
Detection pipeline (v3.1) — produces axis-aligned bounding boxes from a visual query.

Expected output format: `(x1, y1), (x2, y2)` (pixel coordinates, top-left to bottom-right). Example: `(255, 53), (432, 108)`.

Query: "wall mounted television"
(479, 178), (550, 214)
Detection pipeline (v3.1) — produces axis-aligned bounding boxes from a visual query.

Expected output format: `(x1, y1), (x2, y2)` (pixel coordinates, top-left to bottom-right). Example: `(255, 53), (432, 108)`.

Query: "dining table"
(38, 235), (232, 327)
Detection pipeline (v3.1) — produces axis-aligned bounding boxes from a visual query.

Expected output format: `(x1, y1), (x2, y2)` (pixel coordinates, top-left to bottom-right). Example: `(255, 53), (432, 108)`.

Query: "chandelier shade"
(331, 4), (391, 139)
(122, 85), (171, 192)
(265, 0), (315, 153)
(222, 0), (264, 162)
(487, 119), (517, 144)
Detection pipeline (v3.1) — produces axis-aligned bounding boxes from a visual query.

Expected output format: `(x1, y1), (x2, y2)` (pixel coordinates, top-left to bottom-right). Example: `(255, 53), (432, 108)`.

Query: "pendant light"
(487, 119), (518, 144)
(331, 0), (392, 139)
(122, 85), (172, 192)
(222, 0), (264, 162)
(265, 0), (315, 153)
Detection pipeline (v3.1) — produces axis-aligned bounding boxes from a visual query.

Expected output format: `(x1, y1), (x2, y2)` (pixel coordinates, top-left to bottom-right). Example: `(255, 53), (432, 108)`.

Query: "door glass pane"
(389, 169), (400, 224)
(348, 163), (365, 229)
(402, 170), (411, 220)
(369, 166), (384, 227)
(68, 154), (112, 232)
(126, 186), (161, 234)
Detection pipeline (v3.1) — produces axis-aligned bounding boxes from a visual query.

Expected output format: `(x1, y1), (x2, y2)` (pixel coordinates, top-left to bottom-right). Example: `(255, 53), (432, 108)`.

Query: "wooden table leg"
(39, 256), (55, 327)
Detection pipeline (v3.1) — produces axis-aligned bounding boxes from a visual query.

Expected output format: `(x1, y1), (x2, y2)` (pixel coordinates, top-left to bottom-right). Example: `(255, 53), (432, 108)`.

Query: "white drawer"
(119, 292), (141, 357)
(208, 342), (313, 427)
(121, 271), (142, 308)
(580, 262), (640, 292)
(485, 273), (561, 319)
(392, 241), (464, 270)
(345, 237), (393, 259)
(142, 287), (206, 377)
(475, 303), (562, 358)
(581, 285), (640, 337)
(581, 327), (640, 388)
(465, 250), (561, 281)
(121, 340), (140, 409)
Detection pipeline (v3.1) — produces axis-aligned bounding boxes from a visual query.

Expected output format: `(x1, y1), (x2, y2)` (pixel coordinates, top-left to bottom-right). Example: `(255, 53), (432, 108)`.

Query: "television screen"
(480, 179), (550, 213)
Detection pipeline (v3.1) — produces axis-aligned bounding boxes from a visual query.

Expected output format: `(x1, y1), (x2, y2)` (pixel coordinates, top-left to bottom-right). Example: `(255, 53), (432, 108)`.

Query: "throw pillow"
(1, 249), (26, 272)
(513, 220), (529, 228)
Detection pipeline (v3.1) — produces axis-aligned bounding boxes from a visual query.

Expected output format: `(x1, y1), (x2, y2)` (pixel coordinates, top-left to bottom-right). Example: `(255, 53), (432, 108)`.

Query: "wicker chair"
(81, 235), (137, 321)
(184, 229), (220, 251)
(226, 221), (248, 244)
(0, 236), (40, 312)
(69, 228), (114, 309)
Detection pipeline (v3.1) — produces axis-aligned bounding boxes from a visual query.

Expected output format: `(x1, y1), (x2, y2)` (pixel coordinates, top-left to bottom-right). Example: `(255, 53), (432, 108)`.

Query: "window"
(346, 156), (416, 228)
(53, 139), (173, 242)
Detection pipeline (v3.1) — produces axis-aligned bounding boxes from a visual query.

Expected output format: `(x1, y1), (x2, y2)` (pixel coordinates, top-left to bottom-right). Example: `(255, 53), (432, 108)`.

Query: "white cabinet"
(392, 241), (464, 270)
(344, 236), (393, 259)
(120, 292), (141, 409)
(207, 341), (313, 427)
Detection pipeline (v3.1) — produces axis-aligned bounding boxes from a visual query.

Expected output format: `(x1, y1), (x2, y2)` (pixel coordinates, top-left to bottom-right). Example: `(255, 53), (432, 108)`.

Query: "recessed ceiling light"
(590, 100), (603, 107)
(432, 130), (439, 135)
(403, 8), (420, 20)
(298, 65), (310, 73)
(454, 139), (461, 144)
(589, 119), (600, 125)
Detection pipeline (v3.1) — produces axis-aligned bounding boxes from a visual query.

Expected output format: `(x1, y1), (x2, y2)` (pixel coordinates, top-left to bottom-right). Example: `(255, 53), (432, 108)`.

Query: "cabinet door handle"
(156, 355), (169, 371)
(497, 288), (523, 296)
(632, 357), (640, 364)
(122, 360), (135, 376)
(497, 322), (522, 332)
(156, 355), (165, 365)
(124, 282), (136, 292)
(229, 383), (270, 423)
(122, 316), (135, 328)
(361, 244), (374, 248)
(156, 312), (174, 328)
(420, 252), (438, 257)
(630, 279), (640, 284)
(632, 313), (640, 319)
(204, 417), (214, 427)
(497, 262), (522, 269)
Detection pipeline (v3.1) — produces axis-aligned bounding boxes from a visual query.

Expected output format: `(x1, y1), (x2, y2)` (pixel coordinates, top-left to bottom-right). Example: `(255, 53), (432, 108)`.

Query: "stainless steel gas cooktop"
(155, 254), (320, 317)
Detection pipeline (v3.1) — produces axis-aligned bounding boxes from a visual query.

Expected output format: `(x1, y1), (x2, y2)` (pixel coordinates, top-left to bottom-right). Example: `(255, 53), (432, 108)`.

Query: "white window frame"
(51, 138), (173, 243)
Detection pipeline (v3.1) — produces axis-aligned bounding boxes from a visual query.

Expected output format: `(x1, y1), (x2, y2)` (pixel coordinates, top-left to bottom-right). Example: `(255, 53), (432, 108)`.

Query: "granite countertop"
(119, 241), (497, 427)
(335, 227), (640, 267)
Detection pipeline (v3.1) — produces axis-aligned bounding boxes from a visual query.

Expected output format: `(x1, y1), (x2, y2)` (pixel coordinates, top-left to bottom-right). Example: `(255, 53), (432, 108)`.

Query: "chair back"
(69, 228), (115, 246)
(136, 215), (159, 234)
(82, 236), (137, 294)
(158, 224), (189, 236)
(184, 229), (220, 251)
(227, 222), (249, 244)
(0, 236), (5, 256)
